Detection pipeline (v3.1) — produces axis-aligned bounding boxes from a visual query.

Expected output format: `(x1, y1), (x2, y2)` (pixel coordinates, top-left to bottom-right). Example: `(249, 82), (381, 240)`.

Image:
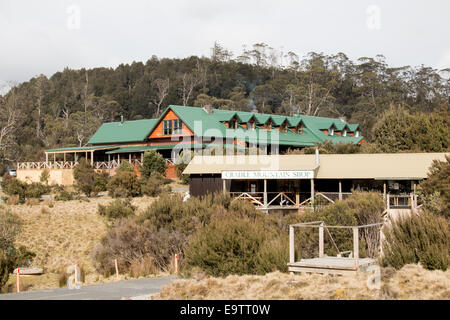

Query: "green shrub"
(141, 150), (167, 179)
(116, 160), (134, 173)
(138, 193), (232, 235)
(1, 175), (26, 198)
(73, 159), (95, 196)
(345, 192), (384, 257)
(381, 212), (449, 271)
(140, 173), (171, 197)
(24, 182), (51, 199)
(0, 206), (35, 290)
(298, 192), (384, 259)
(107, 171), (140, 198)
(417, 156), (449, 218)
(94, 171), (110, 193)
(184, 215), (278, 277)
(39, 169), (50, 184)
(92, 219), (186, 276)
(98, 198), (136, 220)
(174, 150), (193, 184)
(54, 189), (76, 201)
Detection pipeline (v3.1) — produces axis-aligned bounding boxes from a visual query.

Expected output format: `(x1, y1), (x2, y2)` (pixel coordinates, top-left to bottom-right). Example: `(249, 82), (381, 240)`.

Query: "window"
(163, 120), (172, 135)
(329, 127), (334, 136)
(265, 120), (272, 130)
(343, 129), (347, 137)
(355, 130), (360, 137)
(163, 119), (182, 135)
(247, 120), (255, 130)
(297, 123), (303, 134)
(174, 119), (182, 134)
(281, 121), (288, 132)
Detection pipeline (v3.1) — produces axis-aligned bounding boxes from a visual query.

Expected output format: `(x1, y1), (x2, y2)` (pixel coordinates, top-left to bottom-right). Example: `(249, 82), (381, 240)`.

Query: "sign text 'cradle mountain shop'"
(221, 170), (314, 180)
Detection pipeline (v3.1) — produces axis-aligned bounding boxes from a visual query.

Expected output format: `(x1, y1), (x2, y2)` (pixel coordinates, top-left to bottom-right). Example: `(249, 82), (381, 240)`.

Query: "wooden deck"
(288, 256), (376, 275)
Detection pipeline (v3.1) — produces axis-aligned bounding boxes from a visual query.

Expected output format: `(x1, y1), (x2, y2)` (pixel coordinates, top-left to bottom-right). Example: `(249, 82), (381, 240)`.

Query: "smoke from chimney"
(203, 105), (213, 114)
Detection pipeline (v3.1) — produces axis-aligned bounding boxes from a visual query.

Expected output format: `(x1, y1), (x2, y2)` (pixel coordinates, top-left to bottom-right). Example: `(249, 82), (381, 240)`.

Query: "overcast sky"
(1, 0), (449, 88)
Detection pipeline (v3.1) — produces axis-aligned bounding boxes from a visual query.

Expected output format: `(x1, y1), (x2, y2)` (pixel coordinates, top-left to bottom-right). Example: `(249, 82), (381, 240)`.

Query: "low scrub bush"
(417, 156), (449, 218)
(97, 198), (136, 220)
(54, 189), (76, 201)
(1, 176), (50, 200)
(92, 219), (186, 276)
(140, 173), (171, 197)
(1, 174), (26, 198)
(107, 171), (140, 198)
(116, 160), (135, 173)
(174, 150), (193, 184)
(138, 193), (236, 235)
(94, 171), (110, 193)
(24, 182), (51, 199)
(183, 211), (289, 277)
(141, 150), (167, 178)
(0, 206), (35, 290)
(73, 159), (95, 196)
(381, 212), (449, 271)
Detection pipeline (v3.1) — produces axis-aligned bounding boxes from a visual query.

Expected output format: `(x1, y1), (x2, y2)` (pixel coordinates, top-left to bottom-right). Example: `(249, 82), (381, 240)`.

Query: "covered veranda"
(183, 153), (449, 211)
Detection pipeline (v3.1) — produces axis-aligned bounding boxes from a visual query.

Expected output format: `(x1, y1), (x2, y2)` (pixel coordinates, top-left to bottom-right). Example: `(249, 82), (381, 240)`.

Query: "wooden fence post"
(353, 227), (359, 270)
(289, 226), (295, 264)
(174, 254), (179, 274)
(319, 223), (324, 258)
(114, 259), (119, 279)
(16, 267), (20, 293)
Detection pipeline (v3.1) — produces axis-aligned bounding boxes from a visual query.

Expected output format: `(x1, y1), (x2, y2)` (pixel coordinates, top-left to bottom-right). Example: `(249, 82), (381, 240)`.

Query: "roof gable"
(88, 119), (157, 144)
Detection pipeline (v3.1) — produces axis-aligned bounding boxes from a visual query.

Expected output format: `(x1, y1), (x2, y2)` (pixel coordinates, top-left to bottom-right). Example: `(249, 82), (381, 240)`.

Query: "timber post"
(263, 179), (268, 207)
(353, 227), (359, 270)
(289, 226), (295, 264)
(338, 180), (342, 201)
(319, 222), (324, 258)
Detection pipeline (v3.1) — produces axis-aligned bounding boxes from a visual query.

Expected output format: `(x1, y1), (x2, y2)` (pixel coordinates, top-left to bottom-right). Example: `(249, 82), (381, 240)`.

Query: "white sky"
(1, 0), (449, 88)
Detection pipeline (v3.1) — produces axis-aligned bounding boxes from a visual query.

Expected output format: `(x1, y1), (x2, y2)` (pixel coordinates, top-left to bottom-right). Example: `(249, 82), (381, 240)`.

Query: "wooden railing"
(387, 194), (417, 209)
(17, 160), (145, 170)
(17, 161), (79, 170)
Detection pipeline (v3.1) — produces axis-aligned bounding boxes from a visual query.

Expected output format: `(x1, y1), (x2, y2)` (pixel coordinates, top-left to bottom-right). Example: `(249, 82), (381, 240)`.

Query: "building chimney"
(203, 105), (213, 114)
(315, 147), (320, 165)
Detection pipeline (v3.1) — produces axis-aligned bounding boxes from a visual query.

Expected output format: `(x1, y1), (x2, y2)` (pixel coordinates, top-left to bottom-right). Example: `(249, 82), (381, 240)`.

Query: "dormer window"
(355, 130), (360, 137)
(343, 129), (347, 137)
(296, 123), (303, 134)
(280, 121), (288, 133)
(247, 118), (256, 130)
(265, 119), (272, 131)
(329, 127), (335, 136)
(229, 116), (238, 129)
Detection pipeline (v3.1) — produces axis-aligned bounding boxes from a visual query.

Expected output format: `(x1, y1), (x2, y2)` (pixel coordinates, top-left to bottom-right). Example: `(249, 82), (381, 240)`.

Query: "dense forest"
(0, 42), (449, 172)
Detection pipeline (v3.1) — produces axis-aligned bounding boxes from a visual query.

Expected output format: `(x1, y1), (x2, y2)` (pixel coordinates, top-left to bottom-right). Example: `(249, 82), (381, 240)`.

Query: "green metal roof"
(73, 105), (363, 149)
(148, 143), (207, 151)
(105, 145), (153, 154)
(46, 145), (119, 152)
(88, 119), (158, 144)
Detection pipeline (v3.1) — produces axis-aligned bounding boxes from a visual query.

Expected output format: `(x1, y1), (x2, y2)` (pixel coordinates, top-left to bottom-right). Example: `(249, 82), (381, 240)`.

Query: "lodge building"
(17, 105), (364, 183)
(182, 152), (448, 212)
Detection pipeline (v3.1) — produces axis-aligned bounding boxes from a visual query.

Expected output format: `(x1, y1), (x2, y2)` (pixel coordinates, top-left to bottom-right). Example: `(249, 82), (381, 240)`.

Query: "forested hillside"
(0, 43), (449, 172)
